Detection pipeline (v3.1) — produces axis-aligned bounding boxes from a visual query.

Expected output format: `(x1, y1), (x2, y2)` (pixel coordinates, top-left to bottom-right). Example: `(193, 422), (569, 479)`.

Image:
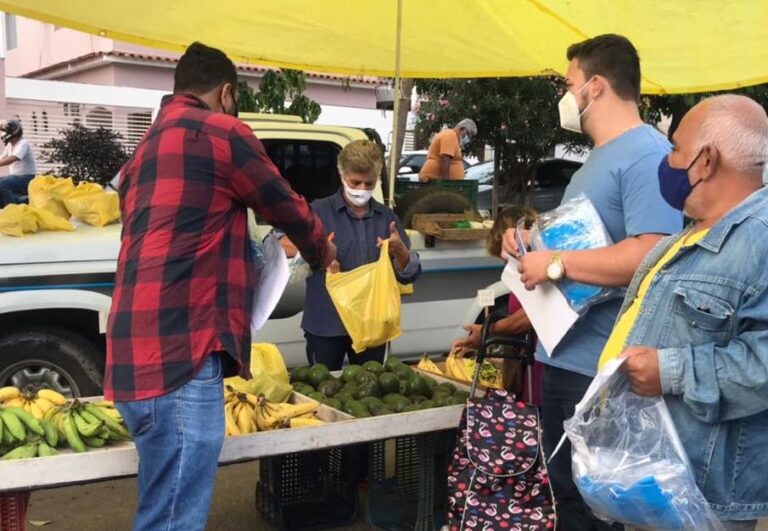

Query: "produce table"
(0, 375), (468, 530)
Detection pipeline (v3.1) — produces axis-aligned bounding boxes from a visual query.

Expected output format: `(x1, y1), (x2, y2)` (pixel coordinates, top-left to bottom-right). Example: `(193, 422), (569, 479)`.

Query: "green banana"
(1, 443), (38, 460)
(84, 403), (131, 440)
(82, 436), (106, 448)
(0, 414), (4, 443)
(0, 408), (26, 441)
(37, 442), (58, 457)
(1, 423), (15, 446)
(3, 406), (45, 436)
(63, 412), (87, 453)
(40, 419), (59, 448)
(72, 410), (103, 437)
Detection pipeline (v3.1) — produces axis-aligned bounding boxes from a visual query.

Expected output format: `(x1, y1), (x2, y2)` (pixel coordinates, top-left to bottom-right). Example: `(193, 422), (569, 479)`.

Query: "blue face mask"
(657, 150), (704, 211)
(460, 134), (471, 149)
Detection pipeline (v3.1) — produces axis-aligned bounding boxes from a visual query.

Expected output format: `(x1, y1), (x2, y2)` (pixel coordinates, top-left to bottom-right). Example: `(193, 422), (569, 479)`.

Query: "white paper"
(250, 234), (290, 335)
(501, 259), (579, 356)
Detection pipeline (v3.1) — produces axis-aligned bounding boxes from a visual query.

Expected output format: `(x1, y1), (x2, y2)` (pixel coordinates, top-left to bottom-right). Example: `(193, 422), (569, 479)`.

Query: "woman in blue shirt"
(300, 139), (421, 370)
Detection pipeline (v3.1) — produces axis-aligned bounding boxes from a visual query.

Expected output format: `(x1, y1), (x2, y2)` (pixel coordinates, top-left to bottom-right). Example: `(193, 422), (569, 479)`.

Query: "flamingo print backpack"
(446, 388), (556, 530)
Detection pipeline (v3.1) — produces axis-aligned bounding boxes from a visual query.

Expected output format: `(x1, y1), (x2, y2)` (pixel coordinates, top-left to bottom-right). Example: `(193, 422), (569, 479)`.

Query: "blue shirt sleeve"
(389, 211), (421, 284)
(621, 152), (683, 237)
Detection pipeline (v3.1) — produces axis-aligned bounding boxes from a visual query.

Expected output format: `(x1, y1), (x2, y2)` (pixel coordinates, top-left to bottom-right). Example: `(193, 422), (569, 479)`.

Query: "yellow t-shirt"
(419, 129), (465, 181)
(597, 229), (710, 369)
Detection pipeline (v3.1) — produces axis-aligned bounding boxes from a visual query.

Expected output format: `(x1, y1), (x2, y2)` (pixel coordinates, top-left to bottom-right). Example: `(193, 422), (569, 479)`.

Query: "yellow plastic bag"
(326, 239), (402, 353)
(63, 184), (121, 227)
(244, 343), (292, 402)
(28, 176), (75, 218)
(0, 204), (74, 237)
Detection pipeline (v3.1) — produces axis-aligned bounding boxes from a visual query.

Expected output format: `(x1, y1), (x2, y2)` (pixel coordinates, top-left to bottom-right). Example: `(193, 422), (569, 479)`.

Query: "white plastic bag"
(250, 234), (289, 335)
(530, 194), (622, 313)
(562, 359), (723, 531)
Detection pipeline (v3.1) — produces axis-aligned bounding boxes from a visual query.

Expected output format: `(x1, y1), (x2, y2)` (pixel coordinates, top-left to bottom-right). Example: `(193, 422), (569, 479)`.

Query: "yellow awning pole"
(387, 0), (403, 208)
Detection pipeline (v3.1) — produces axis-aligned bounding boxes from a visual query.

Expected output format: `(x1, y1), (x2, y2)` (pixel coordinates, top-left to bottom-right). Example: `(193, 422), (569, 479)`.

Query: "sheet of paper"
(250, 234), (290, 335)
(501, 258), (579, 356)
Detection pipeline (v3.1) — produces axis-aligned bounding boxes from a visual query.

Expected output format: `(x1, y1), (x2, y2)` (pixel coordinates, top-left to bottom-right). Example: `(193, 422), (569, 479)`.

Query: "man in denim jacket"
(606, 95), (768, 530)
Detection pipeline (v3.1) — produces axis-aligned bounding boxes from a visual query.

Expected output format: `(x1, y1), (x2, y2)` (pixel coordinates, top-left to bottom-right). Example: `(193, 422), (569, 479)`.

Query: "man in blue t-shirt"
(504, 34), (683, 530)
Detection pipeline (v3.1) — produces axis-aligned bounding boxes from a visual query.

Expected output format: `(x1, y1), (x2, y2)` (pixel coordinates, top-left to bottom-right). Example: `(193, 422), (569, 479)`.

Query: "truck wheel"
(0, 327), (104, 398)
(396, 187), (477, 229)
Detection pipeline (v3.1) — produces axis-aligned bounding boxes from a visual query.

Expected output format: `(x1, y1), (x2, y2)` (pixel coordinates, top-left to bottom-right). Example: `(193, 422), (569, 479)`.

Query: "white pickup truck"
(0, 113), (506, 397)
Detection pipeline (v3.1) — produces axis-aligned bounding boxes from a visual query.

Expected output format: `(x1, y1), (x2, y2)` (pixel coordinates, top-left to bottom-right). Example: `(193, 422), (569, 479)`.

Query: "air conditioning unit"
(375, 85), (395, 110)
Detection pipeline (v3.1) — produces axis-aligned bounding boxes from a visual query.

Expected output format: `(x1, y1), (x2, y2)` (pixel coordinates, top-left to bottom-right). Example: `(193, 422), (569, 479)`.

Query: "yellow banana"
(289, 417), (325, 428)
(0, 386), (20, 403)
(224, 401), (240, 436)
(236, 402), (253, 434)
(33, 397), (55, 415)
(37, 389), (68, 406)
(91, 400), (114, 408)
(3, 397), (24, 408)
(256, 396), (319, 429)
(28, 401), (45, 419)
(417, 354), (443, 375)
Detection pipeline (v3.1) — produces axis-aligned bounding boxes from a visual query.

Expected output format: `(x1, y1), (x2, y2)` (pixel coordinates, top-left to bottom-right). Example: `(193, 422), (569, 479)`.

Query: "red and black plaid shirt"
(105, 94), (330, 401)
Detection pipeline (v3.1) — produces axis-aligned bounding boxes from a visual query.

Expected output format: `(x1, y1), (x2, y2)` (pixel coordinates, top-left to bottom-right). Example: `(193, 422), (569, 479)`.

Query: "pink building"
(4, 15), (396, 173)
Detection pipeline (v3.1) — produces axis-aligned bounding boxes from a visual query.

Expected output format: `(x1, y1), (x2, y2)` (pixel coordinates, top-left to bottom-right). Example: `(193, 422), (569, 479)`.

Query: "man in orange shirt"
(419, 118), (477, 182)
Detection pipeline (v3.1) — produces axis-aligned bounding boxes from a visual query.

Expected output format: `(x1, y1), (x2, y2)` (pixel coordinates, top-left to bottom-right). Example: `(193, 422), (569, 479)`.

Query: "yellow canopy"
(3, 0), (768, 95)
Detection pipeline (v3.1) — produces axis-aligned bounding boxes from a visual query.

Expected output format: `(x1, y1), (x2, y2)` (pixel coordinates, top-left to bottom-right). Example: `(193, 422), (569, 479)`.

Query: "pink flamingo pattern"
(446, 389), (556, 530)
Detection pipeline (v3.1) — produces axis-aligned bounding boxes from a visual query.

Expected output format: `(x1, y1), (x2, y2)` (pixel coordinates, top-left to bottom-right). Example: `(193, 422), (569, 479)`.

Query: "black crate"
(255, 447), (359, 530)
(365, 430), (458, 531)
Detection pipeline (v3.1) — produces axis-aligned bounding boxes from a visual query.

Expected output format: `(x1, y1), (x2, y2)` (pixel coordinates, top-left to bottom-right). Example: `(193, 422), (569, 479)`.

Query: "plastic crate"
(394, 179), (479, 207)
(255, 448), (358, 530)
(0, 491), (30, 531)
(365, 430), (458, 531)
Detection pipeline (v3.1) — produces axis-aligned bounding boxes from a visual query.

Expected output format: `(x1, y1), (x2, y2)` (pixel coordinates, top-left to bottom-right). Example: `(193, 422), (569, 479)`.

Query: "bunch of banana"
(444, 352), (503, 389)
(417, 354), (443, 375)
(0, 405), (47, 449)
(47, 400), (131, 453)
(0, 386), (68, 419)
(223, 387), (259, 437)
(253, 394), (319, 431)
(1, 441), (59, 460)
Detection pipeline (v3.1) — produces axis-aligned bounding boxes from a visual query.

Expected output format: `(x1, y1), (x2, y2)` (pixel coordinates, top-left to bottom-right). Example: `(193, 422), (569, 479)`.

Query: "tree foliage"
(238, 69), (322, 123)
(42, 123), (128, 186)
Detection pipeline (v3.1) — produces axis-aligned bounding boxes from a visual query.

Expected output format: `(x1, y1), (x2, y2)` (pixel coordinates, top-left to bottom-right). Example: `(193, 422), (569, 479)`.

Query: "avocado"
(335, 392), (355, 406)
(398, 379), (409, 395)
(382, 393), (405, 407)
(437, 382), (457, 395)
(308, 391), (326, 403)
(292, 383), (315, 396)
(369, 404), (393, 416)
(355, 370), (378, 385)
(378, 373), (400, 395)
(420, 400), (435, 409)
(355, 380), (382, 399)
(432, 390), (452, 402)
(454, 391), (470, 401)
(410, 394), (428, 404)
(307, 363), (332, 388)
(317, 378), (343, 398)
(323, 397), (343, 410)
(384, 357), (404, 372)
(406, 374), (432, 398)
(424, 377), (438, 390)
(361, 360), (385, 377)
(381, 394), (410, 413)
(290, 366), (311, 383)
(447, 396), (467, 406)
(344, 400), (371, 418)
(342, 365), (363, 383)
(391, 363), (413, 380)
(360, 396), (384, 410)
(402, 403), (424, 413)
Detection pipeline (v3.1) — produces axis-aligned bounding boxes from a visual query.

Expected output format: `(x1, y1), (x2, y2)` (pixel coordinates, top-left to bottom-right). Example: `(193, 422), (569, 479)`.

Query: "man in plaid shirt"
(106, 42), (335, 531)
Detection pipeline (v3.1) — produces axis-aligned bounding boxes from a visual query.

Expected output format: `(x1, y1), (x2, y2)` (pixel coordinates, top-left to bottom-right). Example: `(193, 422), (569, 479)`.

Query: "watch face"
(547, 262), (563, 280)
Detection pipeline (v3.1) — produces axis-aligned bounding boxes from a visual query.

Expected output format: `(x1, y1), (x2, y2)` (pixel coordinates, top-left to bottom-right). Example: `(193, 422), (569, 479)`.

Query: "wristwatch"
(546, 253), (565, 281)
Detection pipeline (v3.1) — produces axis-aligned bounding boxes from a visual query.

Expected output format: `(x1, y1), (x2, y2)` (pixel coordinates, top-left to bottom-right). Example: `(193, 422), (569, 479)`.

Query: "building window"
(85, 107), (112, 129)
(127, 112), (152, 149)
(31, 111), (38, 134)
(5, 14), (18, 51)
(42, 111), (49, 132)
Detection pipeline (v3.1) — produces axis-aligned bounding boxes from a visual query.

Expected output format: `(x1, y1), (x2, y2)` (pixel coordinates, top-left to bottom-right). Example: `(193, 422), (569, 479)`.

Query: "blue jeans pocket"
(116, 398), (155, 437)
(188, 354), (223, 386)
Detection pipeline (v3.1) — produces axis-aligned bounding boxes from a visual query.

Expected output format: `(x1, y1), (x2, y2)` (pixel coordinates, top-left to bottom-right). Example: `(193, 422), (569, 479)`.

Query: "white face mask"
(558, 78), (595, 134)
(344, 184), (373, 207)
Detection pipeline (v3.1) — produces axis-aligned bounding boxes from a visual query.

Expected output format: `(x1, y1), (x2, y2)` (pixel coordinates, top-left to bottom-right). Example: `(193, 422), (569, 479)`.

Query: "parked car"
(463, 158), (582, 213)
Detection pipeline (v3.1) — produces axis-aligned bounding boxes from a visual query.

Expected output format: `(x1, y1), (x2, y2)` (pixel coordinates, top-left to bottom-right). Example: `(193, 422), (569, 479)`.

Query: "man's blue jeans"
(116, 353), (225, 531)
(0, 174), (34, 207)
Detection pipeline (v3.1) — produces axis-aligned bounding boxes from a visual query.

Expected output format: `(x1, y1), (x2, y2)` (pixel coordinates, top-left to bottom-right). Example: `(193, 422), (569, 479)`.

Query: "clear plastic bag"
(563, 359), (723, 531)
(530, 193), (622, 313)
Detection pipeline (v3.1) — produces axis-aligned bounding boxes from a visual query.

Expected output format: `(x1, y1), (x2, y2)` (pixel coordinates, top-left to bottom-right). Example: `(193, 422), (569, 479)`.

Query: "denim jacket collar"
(697, 186), (768, 253)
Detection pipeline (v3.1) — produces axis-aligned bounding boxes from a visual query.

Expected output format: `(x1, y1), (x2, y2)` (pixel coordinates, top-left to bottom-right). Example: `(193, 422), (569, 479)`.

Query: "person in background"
(452, 206), (541, 403)
(503, 34), (683, 530)
(419, 118), (477, 182)
(0, 119), (37, 208)
(106, 42), (335, 531)
(609, 94), (768, 531)
(296, 139), (421, 370)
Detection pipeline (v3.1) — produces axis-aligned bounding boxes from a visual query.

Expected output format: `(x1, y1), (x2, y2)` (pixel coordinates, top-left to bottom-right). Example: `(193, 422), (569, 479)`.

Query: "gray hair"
(456, 118), (478, 136)
(695, 95), (768, 178)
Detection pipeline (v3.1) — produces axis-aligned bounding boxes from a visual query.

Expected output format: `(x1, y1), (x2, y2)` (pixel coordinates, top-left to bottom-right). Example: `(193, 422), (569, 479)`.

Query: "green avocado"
(424, 377), (438, 390)
(355, 370), (378, 385)
(384, 357), (404, 372)
(344, 400), (371, 418)
(378, 373), (400, 395)
(361, 360), (385, 377)
(308, 391), (326, 403)
(410, 394), (428, 404)
(391, 363), (413, 380)
(355, 380), (382, 400)
(290, 366), (311, 383)
(420, 400), (435, 409)
(437, 382), (457, 395)
(369, 403), (393, 416)
(292, 383), (315, 396)
(323, 397), (343, 410)
(307, 363), (332, 388)
(402, 403), (424, 413)
(342, 365), (363, 383)
(406, 374), (432, 398)
(317, 378), (343, 398)
(360, 396), (384, 410)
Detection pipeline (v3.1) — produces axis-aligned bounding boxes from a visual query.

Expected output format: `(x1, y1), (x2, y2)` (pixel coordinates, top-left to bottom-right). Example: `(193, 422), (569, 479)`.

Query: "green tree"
(414, 77), (588, 212)
(42, 123), (128, 186)
(238, 69), (322, 123)
(641, 84), (768, 140)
